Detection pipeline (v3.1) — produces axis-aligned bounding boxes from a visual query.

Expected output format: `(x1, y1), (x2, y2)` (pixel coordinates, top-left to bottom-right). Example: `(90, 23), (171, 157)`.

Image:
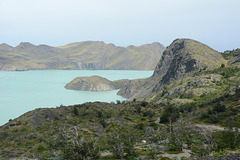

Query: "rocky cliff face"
(0, 41), (165, 71)
(117, 39), (227, 101)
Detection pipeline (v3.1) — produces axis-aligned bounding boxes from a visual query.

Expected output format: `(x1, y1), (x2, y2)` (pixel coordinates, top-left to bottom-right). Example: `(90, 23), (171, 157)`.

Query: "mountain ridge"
(0, 41), (165, 71)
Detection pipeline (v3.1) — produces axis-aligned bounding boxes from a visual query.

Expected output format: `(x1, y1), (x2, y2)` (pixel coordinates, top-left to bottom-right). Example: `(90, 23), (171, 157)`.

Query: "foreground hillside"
(0, 87), (239, 159)
(0, 41), (165, 71)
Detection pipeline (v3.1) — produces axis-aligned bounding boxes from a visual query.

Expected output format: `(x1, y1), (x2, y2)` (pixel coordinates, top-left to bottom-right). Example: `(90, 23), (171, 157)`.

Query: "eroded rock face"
(116, 79), (146, 98)
(152, 39), (226, 85)
(117, 39), (227, 101)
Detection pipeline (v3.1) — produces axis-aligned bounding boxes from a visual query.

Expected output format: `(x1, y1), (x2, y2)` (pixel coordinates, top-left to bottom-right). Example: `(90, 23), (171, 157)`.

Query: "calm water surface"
(0, 70), (153, 125)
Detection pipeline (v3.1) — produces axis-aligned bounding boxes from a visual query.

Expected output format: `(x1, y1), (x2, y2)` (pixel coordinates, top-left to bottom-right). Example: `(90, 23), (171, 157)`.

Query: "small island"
(65, 75), (130, 91)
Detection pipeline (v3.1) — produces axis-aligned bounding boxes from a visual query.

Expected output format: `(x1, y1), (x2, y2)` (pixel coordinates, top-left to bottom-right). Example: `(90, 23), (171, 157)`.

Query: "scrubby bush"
(141, 101), (148, 107)
(72, 106), (79, 116)
(213, 129), (240, 151)
(212, 103), (226, 113)
(59, 129), (100, 160)
(107, 124), (139, 159)
(134, 123), (145, 130)
(160, 106), (179, 123)
(143, 110), (155, 118)
(167, 133), (183, 151)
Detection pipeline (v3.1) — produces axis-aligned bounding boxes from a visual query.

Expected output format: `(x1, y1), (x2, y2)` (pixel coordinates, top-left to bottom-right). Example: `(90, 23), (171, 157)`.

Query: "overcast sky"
(0, 0), (239, 51)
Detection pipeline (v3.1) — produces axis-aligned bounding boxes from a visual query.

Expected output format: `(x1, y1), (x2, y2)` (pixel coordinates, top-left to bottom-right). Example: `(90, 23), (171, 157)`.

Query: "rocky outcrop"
(116, 79), (146, 98)
(0, 41), (165, 71)
(117, 39), (227, 101)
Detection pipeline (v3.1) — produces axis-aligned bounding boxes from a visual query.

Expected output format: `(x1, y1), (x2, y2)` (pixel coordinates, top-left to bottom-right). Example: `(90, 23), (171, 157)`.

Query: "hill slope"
(222, 48), (240, 67)
(0, 41), (165, 71)
(0, 88), (239, 159)
(118, 39), (227, 101)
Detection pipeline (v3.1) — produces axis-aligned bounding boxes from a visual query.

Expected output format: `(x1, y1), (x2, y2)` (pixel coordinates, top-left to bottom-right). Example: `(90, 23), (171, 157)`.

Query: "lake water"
(0, 70), (153, 126)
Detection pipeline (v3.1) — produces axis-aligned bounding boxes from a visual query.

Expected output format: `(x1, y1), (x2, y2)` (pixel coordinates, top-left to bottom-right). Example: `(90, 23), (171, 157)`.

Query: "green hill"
(117, 39), (227, 101)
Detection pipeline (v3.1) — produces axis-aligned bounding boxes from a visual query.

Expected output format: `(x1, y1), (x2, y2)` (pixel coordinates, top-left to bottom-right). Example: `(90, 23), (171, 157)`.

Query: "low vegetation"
(0, 76), (239, 159)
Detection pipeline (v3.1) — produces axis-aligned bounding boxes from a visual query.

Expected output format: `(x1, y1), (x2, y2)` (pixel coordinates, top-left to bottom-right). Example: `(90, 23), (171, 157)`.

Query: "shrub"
(213, 103), (226, 113)
(116, 100), (121, 104)
(99, 118), (107, 128)
(149, 122), (158, 130)
(213, 129), (240, 151)
(167, 133), (183, 151)
(135, 105), (142, 114)
(72, 106), (79, 116)
(160, 106), (179, 123)
(143, 110), (155, 118)
(141, 101), (148, 107)
(60, 132), (100, 160)
(134, 123), (145, 130)
(37, 145), (46, 152)
(107, 125), (139, 159)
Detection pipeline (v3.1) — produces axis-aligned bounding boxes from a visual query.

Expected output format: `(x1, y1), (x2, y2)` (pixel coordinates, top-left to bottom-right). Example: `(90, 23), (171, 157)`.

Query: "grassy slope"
(222, 48), (240, 67)
(150, 67), (240, 105)
(0, 66), (240, 159)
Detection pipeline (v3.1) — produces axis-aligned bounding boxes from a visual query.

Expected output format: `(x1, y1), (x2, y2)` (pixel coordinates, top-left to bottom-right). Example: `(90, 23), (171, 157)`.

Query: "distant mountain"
(0, 41), (165, 71)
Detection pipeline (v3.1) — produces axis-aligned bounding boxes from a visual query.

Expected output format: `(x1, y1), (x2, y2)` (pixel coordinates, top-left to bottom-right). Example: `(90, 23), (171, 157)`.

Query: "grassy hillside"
(0, 82), (239, 159)
(0, 41), (165, 71)
(150, 67), (240, 105)
(117, 39), (228, 101)
(222, 48), (240, 67)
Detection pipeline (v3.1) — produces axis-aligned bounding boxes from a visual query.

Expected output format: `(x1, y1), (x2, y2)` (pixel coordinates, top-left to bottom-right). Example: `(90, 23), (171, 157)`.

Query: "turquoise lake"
(0, 70), (153, 126)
